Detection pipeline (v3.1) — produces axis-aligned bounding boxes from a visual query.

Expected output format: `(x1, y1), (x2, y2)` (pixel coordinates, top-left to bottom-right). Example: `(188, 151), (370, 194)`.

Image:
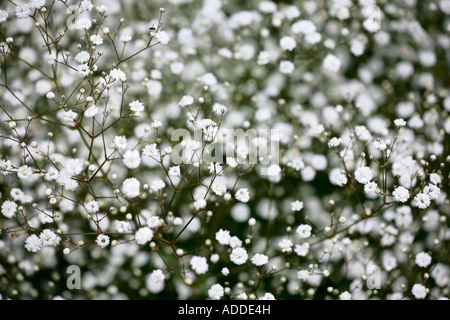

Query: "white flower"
(230, 247), (248, 265)
(415, 252), (431, 268)
(143, 144), (159, 158)
(25, 235), (42, 252)
(329, 168), (348, 186)
(155, 31), (169, 45)
(147, 216), (162, 229)
(129, 100), (144, 113)
(85, 200), (99, 213)
(0, 159), (12, 175)
(221, 267), (230, 276)
(280, 36), (296, 51)
(363, 16), (380, 33)
(47, 52), (57, 65)
(115, 221), (131, 233)
(75, 18), (92, 30)
(328, 137), (342, 148)
(259, 1), (277, 13)
(151, 120), (163, 130)
(95, 234), (110, 248)
(298, 270), (310, 281)
(65, 159), (83, 176)
(75, 51), (90, 63)
(259, 293), (276, 300)
(194, 198), (207, 211)
(323, 54), (341, 73)
(90, 35), (103, 45)
(354, 166), (373, 184)
(135, 227), (153, 245)
(291, 20), (316, 34)
(235, 188), (250, 203)
(393, 186), (410, 203)
(251, 253), (268, 266)
(212, 180), (227, 196)
(350, 39), (365, 56)
(215, 229), (231, 245)
(123, 150), (141, 169)
(1, 200), (17, 218)
(373, 139), (387, 151)
(229, 236), (242, 248)
(114, 136), (127, 150)
(31, 3), (51, 15)
(394, 118), (407, 127)
(0, 10), (8, 24)
(208, 284), (224, 300)
(283, 5), (300, 20)
(57, 169), (78, 191)
(17, 165), (33, 180)
(60, 110), (78, 123)
(424, 184), (440, 200)
(39, 229), (61, 246)
(168, 166), (181, 177)
(413, 193), (430, 209)
(78, 64), (90, 77)
(109, 68), (126, 81)
(290, 200), (304, 212)
(170, 62), (184, 74)
(411, 284), (427, 299)
(10, 188), (27, 203)
(339, 291), (352, 300)
(45, 168), (59, 181)
(227, 157), (238, 168)
(149, 269), (165, 284)
(146, 269), (165, 293)
(279, 60), (295, 74)
(295, 243), (310, 256)
(201, 73), (217, 86)
(208, 162), (222, 175)
(306, 32), (322, 44)
(364, 182), (378, 197)
(84, 105), (98, 118)
(257, 51), (270, 65)
(190, 256), (209, 274)
(178, 95), (194, 107)
(265, 164), (282, 183)
(120, 34), (132, 43)
(430, 173), (442, 185)
(279, 238), (293, 252)
(147, 79), (162, 96)
(150, 179), (165, 192)
(121, 178), (140, 198)
(15, 4), (32, 19)
(296, 224), (312, 239)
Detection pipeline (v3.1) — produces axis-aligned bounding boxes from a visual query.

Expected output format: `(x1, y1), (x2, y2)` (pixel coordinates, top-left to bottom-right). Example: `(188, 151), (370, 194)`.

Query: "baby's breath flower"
(230, 247), (248, 265)
(122, 178), (140, 198)
(251, 253), (268, 266)
(354, 166), (373, 185)
(90, 35), (103, 45)
(190, 256), (208, 274)
(323, 54), (342, 73)
(393, 186), (410, 203)
(129, 100), (145, 113)
(296, 224), (312, 239)
(135, 227), (153, 245)
(95, 234), (110, 248)
(290, 200), (304, 212)
(154, 31), (169, 45)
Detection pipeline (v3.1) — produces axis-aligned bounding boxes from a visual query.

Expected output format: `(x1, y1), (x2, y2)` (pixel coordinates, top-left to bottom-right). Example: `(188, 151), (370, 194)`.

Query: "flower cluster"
(0, 0), (448, 300)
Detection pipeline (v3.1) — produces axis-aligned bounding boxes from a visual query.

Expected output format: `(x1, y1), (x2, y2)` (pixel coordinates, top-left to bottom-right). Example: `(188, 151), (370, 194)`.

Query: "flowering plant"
(0, 0), (449, 300)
